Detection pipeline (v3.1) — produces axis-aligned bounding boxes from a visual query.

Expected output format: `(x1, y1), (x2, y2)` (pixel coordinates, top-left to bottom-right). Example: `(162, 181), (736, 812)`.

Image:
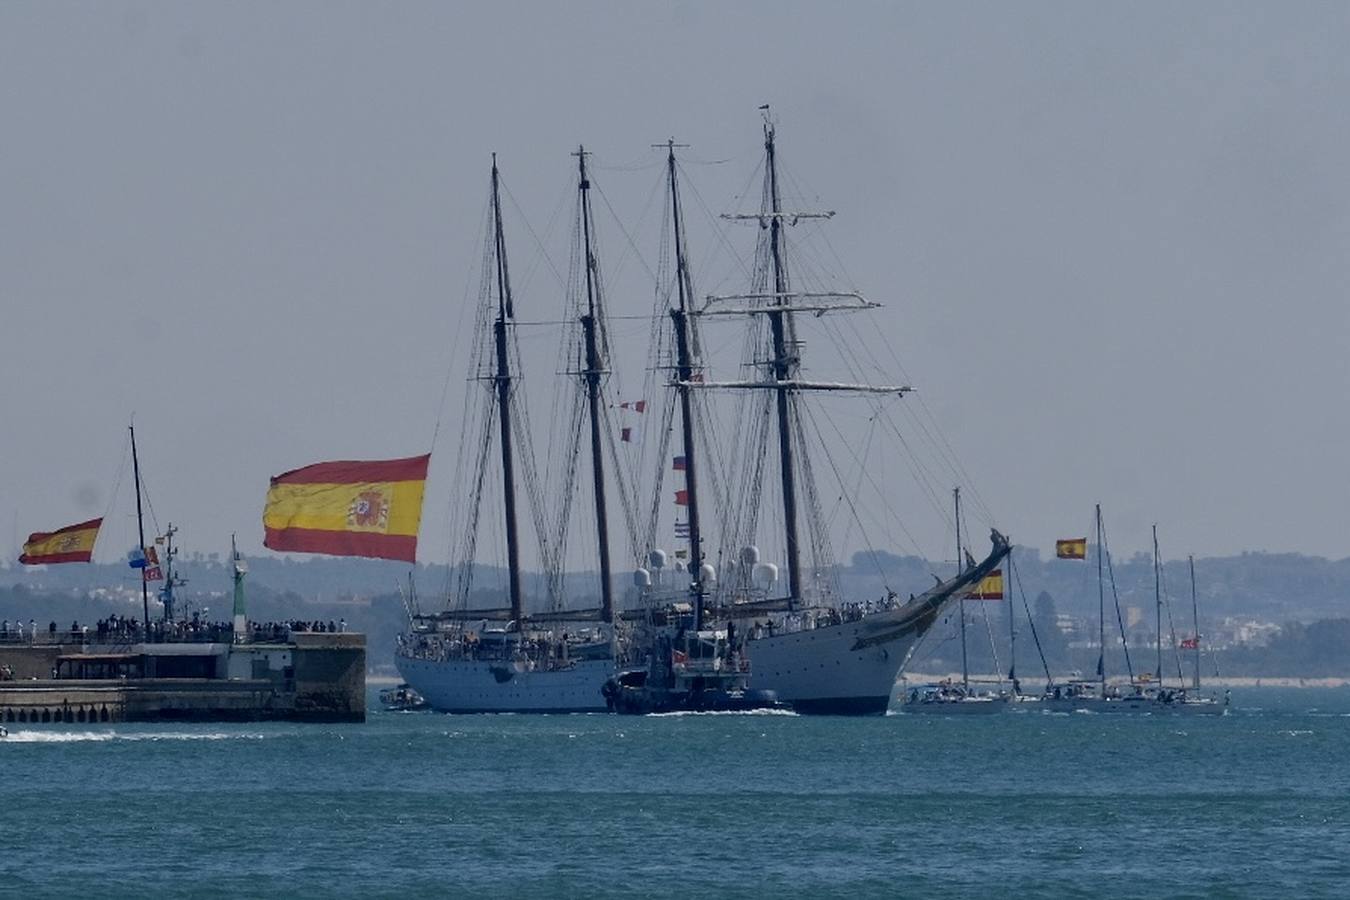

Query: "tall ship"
(395, 151), (626, 712)
(629, 116), (1010, 715)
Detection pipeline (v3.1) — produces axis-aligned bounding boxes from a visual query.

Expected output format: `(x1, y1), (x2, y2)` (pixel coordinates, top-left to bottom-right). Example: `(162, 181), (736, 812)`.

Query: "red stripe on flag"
(22, 517), (104, 543)
(19, 550), (96, 565)
(270, 454), (430, 486)
(264, 526), (419, 563)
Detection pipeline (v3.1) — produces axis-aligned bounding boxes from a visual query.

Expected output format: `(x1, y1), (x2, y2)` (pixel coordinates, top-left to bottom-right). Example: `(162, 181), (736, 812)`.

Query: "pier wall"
(0, 635), (365, 723)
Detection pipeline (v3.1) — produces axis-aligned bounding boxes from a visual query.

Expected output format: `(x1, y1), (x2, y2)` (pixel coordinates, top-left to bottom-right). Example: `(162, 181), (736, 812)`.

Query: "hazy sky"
(3, 2), (1348, 568)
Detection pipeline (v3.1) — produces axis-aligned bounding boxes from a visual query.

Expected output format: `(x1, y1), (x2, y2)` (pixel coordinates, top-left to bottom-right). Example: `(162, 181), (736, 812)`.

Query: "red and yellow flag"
(965, 569), (1003, 600)
(263, 454), (430, 563)
(19, 517), (103, 565)
(1056, 538), (1087, 560)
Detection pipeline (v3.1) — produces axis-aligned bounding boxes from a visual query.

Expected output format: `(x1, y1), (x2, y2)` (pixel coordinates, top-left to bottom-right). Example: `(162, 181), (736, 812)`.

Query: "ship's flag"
(19, 517), (103, 565)
(674, 489), (689, 506)
(674, 521), (690, 538)
(965, 569), (1003, 600)
(1056, 538), (1087, 559)
(621, 426), (641, 443)
(672, 455), (687, 471)
(619, 400), (647, 412)
(262, 454), (431, 563)
(1180, 636), (1199, 650)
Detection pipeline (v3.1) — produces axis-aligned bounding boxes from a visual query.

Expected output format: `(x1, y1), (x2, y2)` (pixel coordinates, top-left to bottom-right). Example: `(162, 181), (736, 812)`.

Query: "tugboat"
(603, 624), (784, 715)
(378, 683), (428, 712)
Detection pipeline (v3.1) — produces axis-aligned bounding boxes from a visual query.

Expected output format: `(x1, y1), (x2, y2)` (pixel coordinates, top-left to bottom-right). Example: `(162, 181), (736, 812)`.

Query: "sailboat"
(902, 488), (1011, 714)
(664, 114), (1010, 715)
(1042, 510), (1226, 714)
(395, 152), (622, 713)
(1142, 533), (1226, 714)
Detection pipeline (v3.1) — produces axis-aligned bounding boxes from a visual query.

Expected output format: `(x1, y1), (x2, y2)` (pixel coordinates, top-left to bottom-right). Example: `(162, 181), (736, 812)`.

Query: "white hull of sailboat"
(394, 655), (614, 714)
(901, 696), (1010, 715)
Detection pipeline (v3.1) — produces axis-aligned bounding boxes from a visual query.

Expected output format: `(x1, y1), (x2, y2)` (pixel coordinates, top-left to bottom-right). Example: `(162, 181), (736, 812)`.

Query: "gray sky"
(3, 2), (1348, 568)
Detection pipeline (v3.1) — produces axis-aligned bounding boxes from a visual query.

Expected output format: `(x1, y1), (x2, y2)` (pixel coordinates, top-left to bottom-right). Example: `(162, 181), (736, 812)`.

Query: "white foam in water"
(648, 708), (799, 718)
(2, 730), (267, 743)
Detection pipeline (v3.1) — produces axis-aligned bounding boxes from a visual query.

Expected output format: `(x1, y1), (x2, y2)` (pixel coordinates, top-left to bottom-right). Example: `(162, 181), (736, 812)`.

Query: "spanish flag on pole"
(1056, 538), (1088, 560)
(19, 517), (103, 565)
(263, 454), (430, 563)
(965, 569), (1003, 600)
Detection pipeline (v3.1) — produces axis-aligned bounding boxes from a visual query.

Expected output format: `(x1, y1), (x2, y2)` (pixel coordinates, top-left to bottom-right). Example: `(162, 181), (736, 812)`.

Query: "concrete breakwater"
(0, 633), (365, 723)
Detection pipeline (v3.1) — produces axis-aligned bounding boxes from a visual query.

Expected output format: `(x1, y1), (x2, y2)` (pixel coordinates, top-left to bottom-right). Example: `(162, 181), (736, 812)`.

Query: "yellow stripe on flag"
(263, 479), (426, 537)
(1056, 538), (1087, 560)
(965, 569), (1003, 600)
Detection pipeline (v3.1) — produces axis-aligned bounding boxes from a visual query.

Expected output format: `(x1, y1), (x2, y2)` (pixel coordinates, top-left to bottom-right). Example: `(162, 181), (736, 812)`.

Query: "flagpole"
(130, 424), (150, 640)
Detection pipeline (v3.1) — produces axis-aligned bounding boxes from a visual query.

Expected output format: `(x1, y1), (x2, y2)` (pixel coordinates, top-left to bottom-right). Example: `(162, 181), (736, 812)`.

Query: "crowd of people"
(0, 615), (348, 645)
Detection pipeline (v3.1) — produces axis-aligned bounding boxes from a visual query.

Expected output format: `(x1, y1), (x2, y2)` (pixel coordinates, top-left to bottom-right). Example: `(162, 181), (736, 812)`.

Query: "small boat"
(603, 626), (785, 715)
(379, 684), (428, 712)
(902, 681), (1009, 715)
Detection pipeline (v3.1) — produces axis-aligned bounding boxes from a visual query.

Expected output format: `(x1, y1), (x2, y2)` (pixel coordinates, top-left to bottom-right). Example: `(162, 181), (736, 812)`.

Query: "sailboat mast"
(130, 424), (151, 637)
(577, 147), (614, 624)
(666, 140), (706, 629)
(1096, 504), (1106, 697)
(1189, 554), (1201, 691)
(1153, 524), (1162, 685)
(763, 120), (802, 608)
(956, 487), (968, 691)
(491, 155), (525, 627)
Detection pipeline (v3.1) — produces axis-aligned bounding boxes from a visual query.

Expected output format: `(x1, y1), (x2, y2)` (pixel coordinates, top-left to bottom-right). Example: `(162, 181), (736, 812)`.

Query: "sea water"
(3, 687), (1348, 898)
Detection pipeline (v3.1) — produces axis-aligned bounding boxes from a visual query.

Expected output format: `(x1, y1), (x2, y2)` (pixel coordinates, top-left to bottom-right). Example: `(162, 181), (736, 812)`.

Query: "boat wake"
(1, 730), (268, 744)
(648, 708), (799, 718)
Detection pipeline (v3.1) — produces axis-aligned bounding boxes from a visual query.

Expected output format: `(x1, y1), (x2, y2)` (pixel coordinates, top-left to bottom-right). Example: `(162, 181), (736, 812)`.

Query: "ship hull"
(395, 655), (614, 714)
(738, 533), (1012, 716)
(742, 614), (923, 716)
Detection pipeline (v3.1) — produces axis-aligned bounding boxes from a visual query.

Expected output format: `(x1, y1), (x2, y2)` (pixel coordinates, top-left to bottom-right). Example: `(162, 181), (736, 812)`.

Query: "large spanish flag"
(1056, 538), (1087, 560)
(19, 517), (103, 565)
(965, 569), (1003, 600)
(263, 454), (430, 563)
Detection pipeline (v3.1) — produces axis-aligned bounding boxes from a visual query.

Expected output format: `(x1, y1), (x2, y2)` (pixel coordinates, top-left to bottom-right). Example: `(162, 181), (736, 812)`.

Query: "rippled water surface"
(4, 687), (1349, 898)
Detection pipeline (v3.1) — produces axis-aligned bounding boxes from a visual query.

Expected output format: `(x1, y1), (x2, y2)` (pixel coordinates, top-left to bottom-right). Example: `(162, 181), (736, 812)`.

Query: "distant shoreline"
(902, 673), (1350, 689)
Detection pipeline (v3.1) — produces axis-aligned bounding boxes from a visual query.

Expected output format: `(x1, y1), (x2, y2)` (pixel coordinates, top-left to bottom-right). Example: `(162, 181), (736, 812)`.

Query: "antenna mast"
(130, 424), (151, 638)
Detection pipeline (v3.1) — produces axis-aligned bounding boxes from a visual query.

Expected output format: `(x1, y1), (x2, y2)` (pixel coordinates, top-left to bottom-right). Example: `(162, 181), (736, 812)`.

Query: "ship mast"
(1153, 524), (1162, 685)
(1188, 554), (1201, 691)
(491, 155), (525, 628)
(1096, 504), (1106, 698)
(763, 119), (802, 608)
(130, 424), (151, 637)
(665, 140), (706, 630)
(576, 147), (614, 624)
(956, 487), (968, 692)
